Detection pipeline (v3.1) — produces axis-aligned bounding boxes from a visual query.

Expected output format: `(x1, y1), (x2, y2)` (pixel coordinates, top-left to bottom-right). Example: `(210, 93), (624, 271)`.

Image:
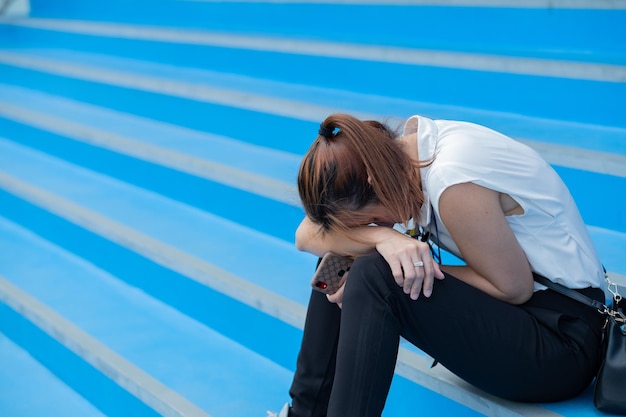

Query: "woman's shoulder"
(434, 120), (544, 169)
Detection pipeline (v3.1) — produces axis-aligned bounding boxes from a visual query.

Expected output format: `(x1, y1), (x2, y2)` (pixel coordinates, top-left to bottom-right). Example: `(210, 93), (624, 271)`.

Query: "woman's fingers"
(402, 257), (422, 297)
(416, 259), (436, 298)
(405, 250), (444, 299)
(407, 256), (438, 300)
(376, 231), (443, 300)
(390, 261), (406, 287)
(326, 278), (347, 308)
(433, 262), (445, 280)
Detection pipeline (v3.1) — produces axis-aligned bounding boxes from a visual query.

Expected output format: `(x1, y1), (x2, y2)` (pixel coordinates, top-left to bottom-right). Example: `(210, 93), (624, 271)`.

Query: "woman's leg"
(289, 289), (342, 417)
(327, 253), (603, 417)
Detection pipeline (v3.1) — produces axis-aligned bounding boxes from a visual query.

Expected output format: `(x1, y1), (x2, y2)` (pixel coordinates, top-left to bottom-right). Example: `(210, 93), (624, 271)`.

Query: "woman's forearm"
(441, 265), (533, 305)
(295, 216), (392, 257)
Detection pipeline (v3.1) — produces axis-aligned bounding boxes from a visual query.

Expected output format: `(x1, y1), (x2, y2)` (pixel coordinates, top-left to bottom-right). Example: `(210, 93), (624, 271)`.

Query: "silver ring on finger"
(413, 261), (424, 268)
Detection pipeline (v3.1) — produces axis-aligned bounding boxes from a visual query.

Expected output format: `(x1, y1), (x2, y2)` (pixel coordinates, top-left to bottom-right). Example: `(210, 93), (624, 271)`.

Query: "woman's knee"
(345, 253), (395, 296)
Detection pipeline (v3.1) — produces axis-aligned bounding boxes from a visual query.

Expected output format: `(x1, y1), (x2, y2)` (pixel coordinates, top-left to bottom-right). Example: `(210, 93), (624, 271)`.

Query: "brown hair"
(297, 113), (425, 234)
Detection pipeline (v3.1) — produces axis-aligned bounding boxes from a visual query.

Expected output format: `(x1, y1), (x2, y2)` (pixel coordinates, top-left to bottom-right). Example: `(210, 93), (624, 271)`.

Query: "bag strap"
(532, 273), (606, 312)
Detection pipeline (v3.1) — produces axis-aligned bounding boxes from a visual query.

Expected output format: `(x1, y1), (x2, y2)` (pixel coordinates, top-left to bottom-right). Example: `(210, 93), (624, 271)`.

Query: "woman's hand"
(375, 229), (445, 300)
(326, 279), (347, 308)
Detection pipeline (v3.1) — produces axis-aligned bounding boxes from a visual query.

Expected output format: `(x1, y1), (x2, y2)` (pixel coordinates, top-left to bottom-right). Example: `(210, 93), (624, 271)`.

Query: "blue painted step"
(0, 22), (622, 129)
(1, 112), (625, 415)
(0, 2), (624, 416)
(0, 49), (318, 156)
(0, 67), (624, 235)
(0, 332), (107, 417)
(0, 138), (310, 364)
(0, 217), (293, 417)
(0, 114), (303, 244)
(0, 83), (303, 201)
(24, 0), (626, 65)
(1, 49), (624, 159)
(0, 153), (486, 417)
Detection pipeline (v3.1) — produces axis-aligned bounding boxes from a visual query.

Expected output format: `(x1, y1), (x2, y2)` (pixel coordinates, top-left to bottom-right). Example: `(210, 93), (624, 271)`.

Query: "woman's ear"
(367, 175), (373, 185)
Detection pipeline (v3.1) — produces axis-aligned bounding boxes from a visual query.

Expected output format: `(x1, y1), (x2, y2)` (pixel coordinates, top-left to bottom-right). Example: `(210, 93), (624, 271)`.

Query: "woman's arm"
(295, 216), (385, 257)
(438, 182), (534, 304)
(296, 216), (444, 300)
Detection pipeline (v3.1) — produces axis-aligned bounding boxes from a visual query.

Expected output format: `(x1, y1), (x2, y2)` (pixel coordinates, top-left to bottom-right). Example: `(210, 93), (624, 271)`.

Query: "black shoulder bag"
(534, 273), (626, 414)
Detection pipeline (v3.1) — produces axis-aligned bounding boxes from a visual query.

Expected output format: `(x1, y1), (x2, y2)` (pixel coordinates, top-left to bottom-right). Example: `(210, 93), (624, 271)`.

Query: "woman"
(274, 113), (606, 417)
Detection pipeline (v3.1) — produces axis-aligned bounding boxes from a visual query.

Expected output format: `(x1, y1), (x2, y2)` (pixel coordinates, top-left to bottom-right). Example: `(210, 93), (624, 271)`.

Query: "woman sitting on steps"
(271, 113), (606, 417)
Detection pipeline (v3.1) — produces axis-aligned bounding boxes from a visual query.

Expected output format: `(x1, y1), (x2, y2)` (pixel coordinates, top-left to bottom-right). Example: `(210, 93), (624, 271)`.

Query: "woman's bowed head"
(297, 113), (424, 234)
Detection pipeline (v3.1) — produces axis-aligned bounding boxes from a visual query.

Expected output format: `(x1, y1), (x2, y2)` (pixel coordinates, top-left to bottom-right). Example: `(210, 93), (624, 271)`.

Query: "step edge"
(0, 101), (301, 206)
(163, 0), (626, 9)
(0, 66), (626, 179)
(5, 18), (626, 82)
(0, 170), (309, 329)
(0, 273), (212, 417)
(395, 349), (564, 417)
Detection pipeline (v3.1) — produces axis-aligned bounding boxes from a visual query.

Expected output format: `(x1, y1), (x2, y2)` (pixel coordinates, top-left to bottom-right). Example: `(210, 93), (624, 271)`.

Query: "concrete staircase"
(0, 1), (624, 416)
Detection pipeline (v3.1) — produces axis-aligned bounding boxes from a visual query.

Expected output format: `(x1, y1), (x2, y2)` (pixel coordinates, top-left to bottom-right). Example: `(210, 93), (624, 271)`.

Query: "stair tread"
(0, 3), (624, 416)
(0, 146), (616, 416)
(7, 81), (300, 180)
(21, 5), (626, 65)
(0, 332), (107, 417)
(0, 138), (315, 306)
(0, 25), (623, 131)
(1, 131), (623, 417)
(588, 226), (626, 281)
(0, 48), (624, 160)
(0, 216), (293, 417)
(0, 83), (302, 193)
(0, 71), (623, 235)
(0, 215), (494, 417)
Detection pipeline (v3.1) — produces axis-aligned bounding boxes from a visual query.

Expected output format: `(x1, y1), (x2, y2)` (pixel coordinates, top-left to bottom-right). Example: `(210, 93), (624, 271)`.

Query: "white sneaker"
(267, 402), (290, 417)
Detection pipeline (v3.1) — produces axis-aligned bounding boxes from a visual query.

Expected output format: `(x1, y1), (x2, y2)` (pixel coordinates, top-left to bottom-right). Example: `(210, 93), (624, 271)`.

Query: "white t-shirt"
(403, 115), (605, 291)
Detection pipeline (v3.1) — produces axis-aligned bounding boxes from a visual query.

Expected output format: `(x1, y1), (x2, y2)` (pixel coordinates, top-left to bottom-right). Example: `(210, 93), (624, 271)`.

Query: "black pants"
(289, 253), (605, 417)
